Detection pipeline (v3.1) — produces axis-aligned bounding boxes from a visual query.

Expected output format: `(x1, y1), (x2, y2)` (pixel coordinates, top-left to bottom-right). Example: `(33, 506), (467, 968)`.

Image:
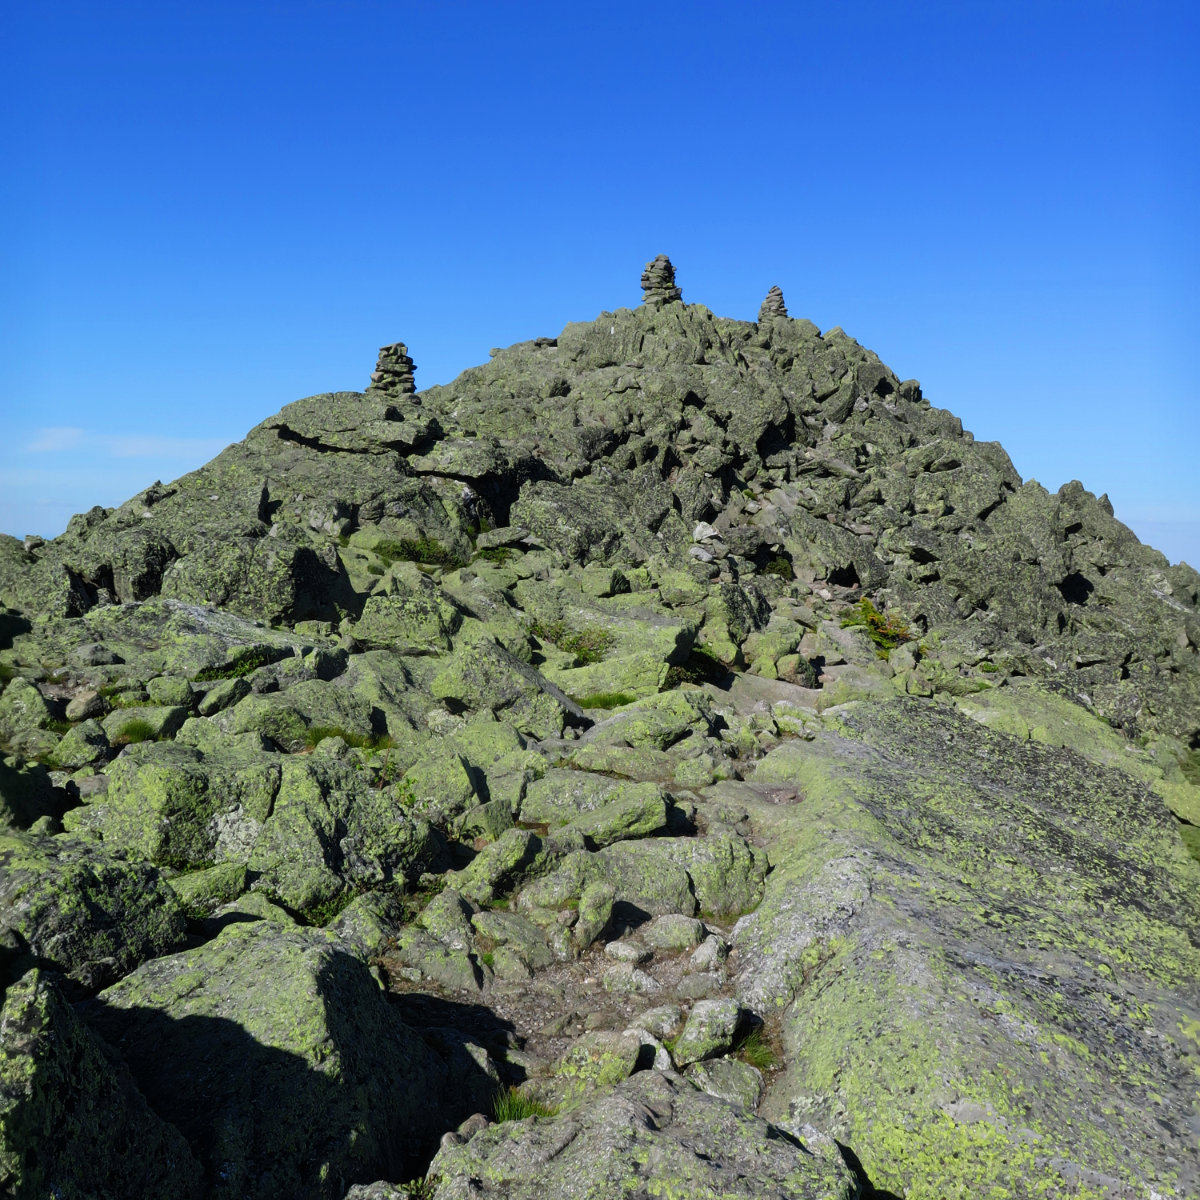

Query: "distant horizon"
(3, 2), (1196, 566)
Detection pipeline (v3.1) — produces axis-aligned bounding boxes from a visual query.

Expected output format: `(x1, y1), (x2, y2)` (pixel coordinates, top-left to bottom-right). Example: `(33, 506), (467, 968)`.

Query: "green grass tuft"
(840, 597), (912, 659)
(570, 691), (637, 710)
(111, 718), (158, 745)
(734, 1026), (779, 1071)
(762, 555), (793, 579)
(532, 620), (615, 666)
(303, 726), (394, 751)
(491, 1086), (558, 1123)
(475, 545), (514, 564)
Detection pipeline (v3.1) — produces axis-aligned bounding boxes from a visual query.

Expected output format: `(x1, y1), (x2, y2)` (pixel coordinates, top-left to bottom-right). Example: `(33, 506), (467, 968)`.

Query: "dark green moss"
(570, 691), (637, 710)
(373, 537), (459, 569)
(840, 597), (913, 659)
(664, 646), (728, 688)
(192, 649), (275, 682)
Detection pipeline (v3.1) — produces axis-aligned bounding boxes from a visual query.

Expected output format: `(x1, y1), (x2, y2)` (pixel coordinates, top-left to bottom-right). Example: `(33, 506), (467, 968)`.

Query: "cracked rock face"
(2, 258), (1199, 1200)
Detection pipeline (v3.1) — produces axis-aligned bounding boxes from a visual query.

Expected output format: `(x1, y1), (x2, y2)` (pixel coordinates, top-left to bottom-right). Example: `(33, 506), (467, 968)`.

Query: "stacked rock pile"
(368, 342), (416, 395)
(640, 255), (683, 308)
(758, 285), (788, 322)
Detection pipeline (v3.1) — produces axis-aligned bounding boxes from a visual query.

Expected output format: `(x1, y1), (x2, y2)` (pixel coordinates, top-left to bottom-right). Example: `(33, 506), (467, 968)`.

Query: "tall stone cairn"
(640, 255), (683, 309)
(758, 285), (788, 322)
(368, 342), (416, 395)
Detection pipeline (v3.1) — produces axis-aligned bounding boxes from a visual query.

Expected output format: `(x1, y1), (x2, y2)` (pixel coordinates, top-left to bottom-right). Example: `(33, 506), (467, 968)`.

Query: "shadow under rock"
(836, 1139), (904, 1200)
(78, 949), (492, 1199)
(387, 990), (522, 1095)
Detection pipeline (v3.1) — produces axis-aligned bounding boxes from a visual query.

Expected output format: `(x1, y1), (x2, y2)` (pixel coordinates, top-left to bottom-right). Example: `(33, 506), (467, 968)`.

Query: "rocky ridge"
(1, 257), (1198, 1199)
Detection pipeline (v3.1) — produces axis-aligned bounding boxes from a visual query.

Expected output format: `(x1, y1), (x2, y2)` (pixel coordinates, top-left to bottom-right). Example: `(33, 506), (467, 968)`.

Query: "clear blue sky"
(3, 2), (1197, 565)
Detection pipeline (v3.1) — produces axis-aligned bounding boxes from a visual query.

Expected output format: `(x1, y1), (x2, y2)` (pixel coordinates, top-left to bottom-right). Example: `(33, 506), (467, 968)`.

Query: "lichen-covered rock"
(740, 696), (1200, 1199)
(48, 716), (110, 768)
(556, 788), (668, 848)
(0, 968), (202, 1199)
(0, 755), (61, 830)
(101, 702), (190, 744)
(72, 741), (438, 916)
(431, 636), (582, 739)
(685, 1055), (765, 1110)
(672, 997), (743, 1066)
(642, 913), (706, 951)
(0, 831), (186, 991)
(428, 1069), (857, 1199)
(0, 678), (57, 758)
(82, 920), (448, 1199)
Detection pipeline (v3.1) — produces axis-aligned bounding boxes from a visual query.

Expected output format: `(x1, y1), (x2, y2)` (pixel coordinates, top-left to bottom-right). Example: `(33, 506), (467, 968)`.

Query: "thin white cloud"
(26, 426), (85, 452)
(24, 428), (227, 459)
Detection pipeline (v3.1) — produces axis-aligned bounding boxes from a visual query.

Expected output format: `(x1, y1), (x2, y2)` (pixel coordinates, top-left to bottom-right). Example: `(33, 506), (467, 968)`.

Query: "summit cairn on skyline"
(640, 254), (683, 308)
(367, 341), (416, 395)
(758, 284), (789, 321)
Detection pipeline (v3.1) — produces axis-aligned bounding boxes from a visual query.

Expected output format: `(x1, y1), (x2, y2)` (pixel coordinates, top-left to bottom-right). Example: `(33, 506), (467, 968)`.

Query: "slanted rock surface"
(1, 257), (1198, 1199)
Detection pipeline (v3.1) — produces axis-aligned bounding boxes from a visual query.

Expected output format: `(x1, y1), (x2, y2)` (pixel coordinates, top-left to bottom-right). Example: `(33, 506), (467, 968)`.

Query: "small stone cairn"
(367, 342), (416, 395)
(640, 255), (683, 309)
(758, 285), (788, 322)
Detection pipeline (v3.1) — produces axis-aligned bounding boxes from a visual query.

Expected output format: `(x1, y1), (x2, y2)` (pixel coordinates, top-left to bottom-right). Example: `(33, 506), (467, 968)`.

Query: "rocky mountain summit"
(2, 257), (1198, 1199)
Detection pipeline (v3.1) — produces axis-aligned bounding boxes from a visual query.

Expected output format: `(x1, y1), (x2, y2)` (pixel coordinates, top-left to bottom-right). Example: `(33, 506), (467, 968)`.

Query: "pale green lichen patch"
(741, 697), (1200, 1198)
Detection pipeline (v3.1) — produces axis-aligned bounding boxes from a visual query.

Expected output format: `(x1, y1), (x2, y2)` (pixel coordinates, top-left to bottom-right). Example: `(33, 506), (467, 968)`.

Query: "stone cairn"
(640, 255), (683, 309)
(758, 285), (788, 322)
(367, 342), (416, 395)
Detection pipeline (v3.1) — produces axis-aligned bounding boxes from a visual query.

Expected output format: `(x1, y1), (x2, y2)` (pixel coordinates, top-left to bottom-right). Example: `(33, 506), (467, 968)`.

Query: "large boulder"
(0, 968), (201, 1199)
(0, 831), (187, 991)
(82, 920), (451, 1199)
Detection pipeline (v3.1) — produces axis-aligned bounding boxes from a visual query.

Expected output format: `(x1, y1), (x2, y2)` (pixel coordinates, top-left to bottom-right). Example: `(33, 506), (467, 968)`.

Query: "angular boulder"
(82, 920), (449, 1199)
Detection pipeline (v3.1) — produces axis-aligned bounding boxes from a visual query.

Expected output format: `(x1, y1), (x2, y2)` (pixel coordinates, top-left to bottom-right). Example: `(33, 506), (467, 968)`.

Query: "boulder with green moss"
(0, 755), (62, 830)
(81, 920), (450, 1199)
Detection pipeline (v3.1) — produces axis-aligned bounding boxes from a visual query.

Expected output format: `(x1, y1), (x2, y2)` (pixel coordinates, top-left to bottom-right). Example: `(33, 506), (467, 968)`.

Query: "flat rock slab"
(738, 696), (1200, 1199)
